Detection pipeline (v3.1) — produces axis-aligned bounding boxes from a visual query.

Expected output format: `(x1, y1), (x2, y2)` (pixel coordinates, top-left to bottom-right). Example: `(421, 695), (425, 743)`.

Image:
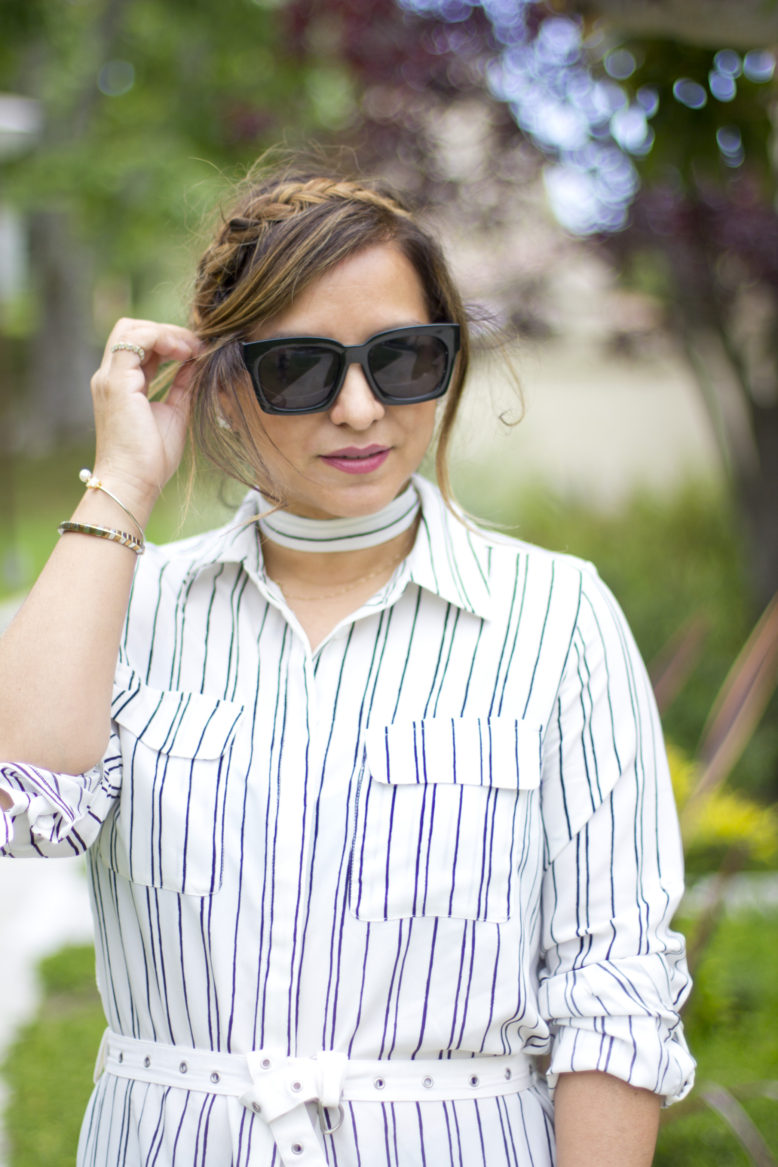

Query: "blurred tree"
(0, 0), (351, 441)
(284, 0), (778, 607)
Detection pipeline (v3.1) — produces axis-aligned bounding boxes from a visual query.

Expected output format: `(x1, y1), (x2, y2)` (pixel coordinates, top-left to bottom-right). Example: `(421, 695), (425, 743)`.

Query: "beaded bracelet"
(57, 521), (145, 555)
(79, 468), (144, 539)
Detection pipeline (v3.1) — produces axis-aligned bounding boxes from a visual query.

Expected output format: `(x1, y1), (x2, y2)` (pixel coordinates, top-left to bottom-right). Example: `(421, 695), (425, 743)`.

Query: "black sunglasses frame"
(240, 323), (461, 415)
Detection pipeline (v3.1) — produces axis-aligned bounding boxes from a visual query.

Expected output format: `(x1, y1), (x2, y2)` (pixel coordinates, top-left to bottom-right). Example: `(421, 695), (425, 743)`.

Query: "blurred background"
(1, 1), (777, 1163)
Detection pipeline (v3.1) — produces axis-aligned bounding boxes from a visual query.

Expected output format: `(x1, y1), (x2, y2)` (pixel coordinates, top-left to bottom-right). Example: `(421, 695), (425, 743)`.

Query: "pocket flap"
(365, 716), (541, 791)
(111, 665), (243, 759)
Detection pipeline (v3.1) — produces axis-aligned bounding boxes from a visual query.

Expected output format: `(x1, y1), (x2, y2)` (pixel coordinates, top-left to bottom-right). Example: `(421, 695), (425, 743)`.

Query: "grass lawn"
(0, 442), (233, 602)
(2, 908), (777, 1165)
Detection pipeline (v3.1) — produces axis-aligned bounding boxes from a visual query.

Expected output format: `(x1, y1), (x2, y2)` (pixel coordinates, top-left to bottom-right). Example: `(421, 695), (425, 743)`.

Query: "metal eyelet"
(210, 1071), (221, 1084)
(252, 1102), (262, 1114)
(143, 1056), (151, 1068)
(117, 1052), (124, 1064)
(179, 1062), (188, 1074)
(374, 1077), (385, 1090)
(468, 1074), (479, 1087)
(504, 1068), (512, 1080)
(260, 1057), (272, 1070)
(422, 1076), (434, 1088)
(290, 1080), (303, 1093)
(291, 1143), (304, 1155)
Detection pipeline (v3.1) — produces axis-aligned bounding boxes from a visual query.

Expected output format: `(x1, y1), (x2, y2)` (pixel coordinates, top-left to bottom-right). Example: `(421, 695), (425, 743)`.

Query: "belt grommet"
(505, 1068), (512, 1080)
(260, 1057), (272, 1070)
(291, 1142), (304, 1155)
(374, 1077), (385, 1090)
(252, 1102), (261, 1114)
(143, 1056), (151, 1068)
(422, 1076), (433, 1088)
(117, 1052), (123, 1064)
(469, 1074), (479, 1087)
(210, 1071), (220, 1084)
(179, 1062), (188, 1074)
(290, 1079), (302, 1093)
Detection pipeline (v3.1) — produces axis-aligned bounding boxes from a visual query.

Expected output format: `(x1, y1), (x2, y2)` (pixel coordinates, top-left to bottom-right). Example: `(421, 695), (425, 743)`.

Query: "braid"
(192, 175), (413, 331)
(230, 178), (412, 229)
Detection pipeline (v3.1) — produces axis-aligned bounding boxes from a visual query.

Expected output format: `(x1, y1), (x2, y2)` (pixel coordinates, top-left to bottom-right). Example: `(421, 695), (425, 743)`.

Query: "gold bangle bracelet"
(79, 468), (144, 539)
(57, 521), (145, 555)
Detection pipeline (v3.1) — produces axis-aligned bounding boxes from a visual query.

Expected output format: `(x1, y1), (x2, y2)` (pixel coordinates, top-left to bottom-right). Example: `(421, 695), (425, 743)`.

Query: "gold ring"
(111, 341), (146, 361)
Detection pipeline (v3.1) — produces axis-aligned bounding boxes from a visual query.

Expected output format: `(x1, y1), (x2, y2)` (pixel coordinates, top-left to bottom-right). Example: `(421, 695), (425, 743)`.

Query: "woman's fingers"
(90, 319), (204, 503)
(100, 320), (202, 386)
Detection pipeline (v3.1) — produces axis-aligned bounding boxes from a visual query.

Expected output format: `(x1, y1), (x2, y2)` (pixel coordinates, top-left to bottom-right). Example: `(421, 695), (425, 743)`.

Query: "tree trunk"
(739, 402), (778, 608)
(25, 210), (96, 448)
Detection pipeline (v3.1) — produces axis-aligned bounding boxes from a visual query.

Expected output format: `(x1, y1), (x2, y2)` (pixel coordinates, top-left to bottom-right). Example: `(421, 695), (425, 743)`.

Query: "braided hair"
(187, 164), (471, 505)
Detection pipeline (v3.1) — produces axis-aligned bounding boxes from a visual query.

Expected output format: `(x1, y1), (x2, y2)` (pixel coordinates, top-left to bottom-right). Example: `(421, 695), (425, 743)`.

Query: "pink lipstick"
(320, 445), (390, 475)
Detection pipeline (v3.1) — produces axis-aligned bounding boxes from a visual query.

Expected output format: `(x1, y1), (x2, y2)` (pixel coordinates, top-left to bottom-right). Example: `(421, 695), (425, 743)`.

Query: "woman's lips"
(319, 445), (390, 474)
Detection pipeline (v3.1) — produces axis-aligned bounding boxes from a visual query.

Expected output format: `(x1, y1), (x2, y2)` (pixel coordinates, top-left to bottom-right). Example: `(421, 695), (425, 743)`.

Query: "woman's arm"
(555, 1071), (661, 1167)
(0, 319), (200, 775)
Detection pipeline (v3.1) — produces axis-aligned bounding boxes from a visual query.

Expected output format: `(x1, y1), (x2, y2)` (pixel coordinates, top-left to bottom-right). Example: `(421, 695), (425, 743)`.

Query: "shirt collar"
(404, 475), (492, 620)
(182, 477), (492, 621)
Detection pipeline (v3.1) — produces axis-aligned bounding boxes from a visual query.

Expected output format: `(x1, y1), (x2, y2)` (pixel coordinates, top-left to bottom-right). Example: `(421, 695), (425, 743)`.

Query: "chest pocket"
(350, 716), (541, 923)
(97, 669), (244, 895)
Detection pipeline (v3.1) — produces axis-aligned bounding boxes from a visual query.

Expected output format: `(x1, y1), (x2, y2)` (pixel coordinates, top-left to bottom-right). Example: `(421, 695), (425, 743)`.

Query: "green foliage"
(605, 38), (775, 192)
(655, 909), (778, 1165)
(0, 0), (355, 315)
(669, 742), (778, 873)
(1, 945), (104, 1167)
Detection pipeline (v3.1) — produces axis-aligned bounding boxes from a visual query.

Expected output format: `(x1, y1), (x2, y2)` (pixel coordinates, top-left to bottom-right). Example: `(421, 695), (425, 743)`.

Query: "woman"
(0, 165), (694, 1166)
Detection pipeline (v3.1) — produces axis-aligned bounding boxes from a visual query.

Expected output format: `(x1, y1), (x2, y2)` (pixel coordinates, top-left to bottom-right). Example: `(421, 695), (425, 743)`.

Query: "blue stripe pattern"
(0, 475), (694, 1165)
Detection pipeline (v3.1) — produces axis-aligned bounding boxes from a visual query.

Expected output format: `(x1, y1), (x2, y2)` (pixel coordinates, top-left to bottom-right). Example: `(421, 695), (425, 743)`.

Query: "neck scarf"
(257, 481), (420, 552)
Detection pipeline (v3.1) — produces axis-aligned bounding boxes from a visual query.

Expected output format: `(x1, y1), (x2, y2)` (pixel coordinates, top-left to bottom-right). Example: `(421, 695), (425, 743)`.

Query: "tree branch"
(562, 0), (778, 48)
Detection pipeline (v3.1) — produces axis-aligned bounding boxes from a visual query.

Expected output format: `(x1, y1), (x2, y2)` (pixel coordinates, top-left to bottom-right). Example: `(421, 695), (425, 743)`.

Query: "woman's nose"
(328, 363), (385, 429)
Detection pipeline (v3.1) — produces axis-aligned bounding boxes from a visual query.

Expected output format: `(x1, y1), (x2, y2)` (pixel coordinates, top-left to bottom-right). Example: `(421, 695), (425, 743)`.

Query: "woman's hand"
(90, 319), (203, 522)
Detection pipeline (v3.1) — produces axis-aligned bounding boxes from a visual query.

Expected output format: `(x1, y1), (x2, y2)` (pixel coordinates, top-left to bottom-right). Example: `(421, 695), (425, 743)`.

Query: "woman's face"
(237, 243), (440, 519)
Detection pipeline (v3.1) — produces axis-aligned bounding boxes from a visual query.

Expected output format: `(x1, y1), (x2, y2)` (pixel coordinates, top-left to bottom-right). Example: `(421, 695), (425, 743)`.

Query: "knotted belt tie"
(95, 1029), (534, 1167)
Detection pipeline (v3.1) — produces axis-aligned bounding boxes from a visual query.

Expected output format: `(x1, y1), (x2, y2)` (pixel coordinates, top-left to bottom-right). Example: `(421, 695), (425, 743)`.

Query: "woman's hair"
(187, 158), (471, 505)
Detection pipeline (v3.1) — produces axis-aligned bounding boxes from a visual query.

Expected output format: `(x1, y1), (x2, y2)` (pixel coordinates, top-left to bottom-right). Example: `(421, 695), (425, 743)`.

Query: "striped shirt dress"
(0, 475), (695, 1165)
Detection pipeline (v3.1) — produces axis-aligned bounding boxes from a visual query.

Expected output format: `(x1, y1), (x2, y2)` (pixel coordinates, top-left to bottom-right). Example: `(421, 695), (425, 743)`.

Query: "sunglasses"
(240, 323), (460, 415)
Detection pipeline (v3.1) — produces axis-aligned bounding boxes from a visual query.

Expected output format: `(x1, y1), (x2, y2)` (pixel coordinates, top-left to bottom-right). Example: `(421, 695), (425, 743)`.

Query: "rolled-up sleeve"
(0, 752), (121, 858)
(538, 566), (695, 1104)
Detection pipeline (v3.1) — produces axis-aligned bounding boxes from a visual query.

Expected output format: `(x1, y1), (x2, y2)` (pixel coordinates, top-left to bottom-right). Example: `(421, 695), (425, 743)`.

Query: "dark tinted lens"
(368, 335), (448, 399)
(257, 346), (339, 410)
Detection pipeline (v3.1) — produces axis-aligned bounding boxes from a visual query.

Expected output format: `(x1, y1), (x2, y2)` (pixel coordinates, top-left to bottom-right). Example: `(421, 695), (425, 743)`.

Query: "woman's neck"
(260, 521), (418, 649)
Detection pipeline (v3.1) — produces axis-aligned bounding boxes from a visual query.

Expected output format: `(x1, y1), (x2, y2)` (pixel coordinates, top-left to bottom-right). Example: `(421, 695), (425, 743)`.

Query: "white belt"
(95, 1029), (534, 1167)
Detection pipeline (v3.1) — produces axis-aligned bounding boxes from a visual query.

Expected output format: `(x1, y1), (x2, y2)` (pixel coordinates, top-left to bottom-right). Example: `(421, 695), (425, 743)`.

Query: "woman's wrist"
(72, 468), (161, 533)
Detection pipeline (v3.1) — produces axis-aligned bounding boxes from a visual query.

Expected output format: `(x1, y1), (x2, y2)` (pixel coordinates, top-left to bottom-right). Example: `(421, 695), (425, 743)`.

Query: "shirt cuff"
(0, 760), (110, 857)
(547, 1014), (696, 1105)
